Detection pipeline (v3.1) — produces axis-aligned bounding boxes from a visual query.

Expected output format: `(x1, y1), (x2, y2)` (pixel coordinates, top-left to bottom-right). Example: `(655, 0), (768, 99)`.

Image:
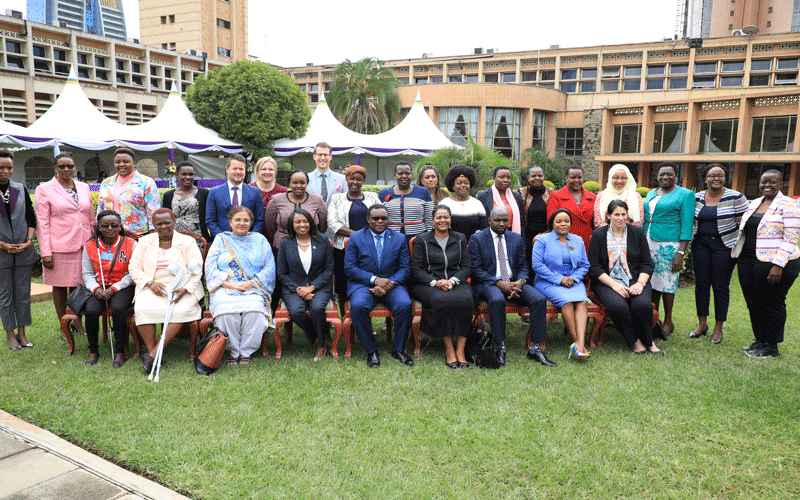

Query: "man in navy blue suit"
(344, 204), (414, 368)
(469, 207), (554, 367)
(206, 154), (264, 239)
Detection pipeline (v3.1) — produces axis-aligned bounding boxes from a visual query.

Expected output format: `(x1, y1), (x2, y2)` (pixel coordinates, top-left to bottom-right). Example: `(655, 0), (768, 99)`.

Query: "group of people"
(3, 144), (798, 371)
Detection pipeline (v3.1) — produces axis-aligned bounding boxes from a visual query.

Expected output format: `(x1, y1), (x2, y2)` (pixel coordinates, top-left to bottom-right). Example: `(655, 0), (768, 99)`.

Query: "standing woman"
(411, 205), (473, 368)
(547, 165), (595, 252)
(642, 162), (695, 336)
(477, 165), (524, 236)
(417, 164), (447, 202)
(379, 161), (434, 241)
(161, 161), (210, 245)
(0, 149), (36, 351)
(96, 148), (161, 236)
(733, 170), (800, 358)
(264, 169), (327, 250)
(249, 156), (287, 222)
(327, 165), (380, 302)
(34, 152), (94, 335)
(593, 164), (644, 228)
(518, 165), (553, 269)
(439, 164), (487, 241)
(689, 164), (748, 344)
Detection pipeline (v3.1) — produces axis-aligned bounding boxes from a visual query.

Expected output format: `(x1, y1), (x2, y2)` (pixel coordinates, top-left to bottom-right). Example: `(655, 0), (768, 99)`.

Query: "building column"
(637, 162), (649, 188)
(641, 105), (654, 154)
(731, 161), (747, 194)
(685, 101), (700, 154)
(788, 163), (799, 196)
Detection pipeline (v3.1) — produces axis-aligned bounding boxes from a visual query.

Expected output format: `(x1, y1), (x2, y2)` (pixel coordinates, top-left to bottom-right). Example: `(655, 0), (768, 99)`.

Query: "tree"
(520, 146), (575, 189)
(415, 137), (517, 194)
(328, 58), (401, 135)
(186, 61), (311, 159)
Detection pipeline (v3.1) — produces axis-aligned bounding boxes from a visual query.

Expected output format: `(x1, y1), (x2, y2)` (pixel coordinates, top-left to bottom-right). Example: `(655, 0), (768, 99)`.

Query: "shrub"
(543, 180), (555, 189)
(583, 181), (601, 193)
(636, 187), (651, 198)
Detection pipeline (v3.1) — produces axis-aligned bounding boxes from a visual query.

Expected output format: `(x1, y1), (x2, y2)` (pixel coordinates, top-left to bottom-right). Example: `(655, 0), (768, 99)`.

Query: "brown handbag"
(194, 329), (229, 375)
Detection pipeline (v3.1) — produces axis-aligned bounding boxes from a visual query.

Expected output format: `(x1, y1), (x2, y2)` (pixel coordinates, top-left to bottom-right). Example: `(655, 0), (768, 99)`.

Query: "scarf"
(491, 184), (521, 234)
(606, 225), (632, 286)
(598, 164), (641, 223)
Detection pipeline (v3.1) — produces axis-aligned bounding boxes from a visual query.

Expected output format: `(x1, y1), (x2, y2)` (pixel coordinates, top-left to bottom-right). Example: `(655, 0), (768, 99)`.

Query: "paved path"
(30, 283), (52, 304)
(0, 410), (191, 500)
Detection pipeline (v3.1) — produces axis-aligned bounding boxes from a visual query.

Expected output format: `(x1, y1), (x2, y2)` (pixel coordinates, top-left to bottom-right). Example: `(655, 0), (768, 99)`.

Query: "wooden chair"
(587, 288), (661, 347)
(272, 298), (343, 359)
(197, 309), (281, 359)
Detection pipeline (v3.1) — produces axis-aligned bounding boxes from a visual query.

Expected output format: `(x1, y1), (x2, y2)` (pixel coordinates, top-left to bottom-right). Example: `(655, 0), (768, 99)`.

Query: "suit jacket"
(206, 182), (264, 238)
(34, 177), (94, 256)
(476, 187), (524, 229)
(530, 230), (589, 285)
(0, 180), (37, 269)
(344, 227), (410, 297)
(162, 187), (211, 242)
(469, 227), (528, 298)
(587, 224), (654, 283)
(732, 192), (800, 266)
(307, 169), (347, 205)
(277, 235), (334, 293)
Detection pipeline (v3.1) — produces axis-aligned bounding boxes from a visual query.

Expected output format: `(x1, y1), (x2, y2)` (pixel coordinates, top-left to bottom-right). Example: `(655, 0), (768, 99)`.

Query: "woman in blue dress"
(531, 208), (591, 359)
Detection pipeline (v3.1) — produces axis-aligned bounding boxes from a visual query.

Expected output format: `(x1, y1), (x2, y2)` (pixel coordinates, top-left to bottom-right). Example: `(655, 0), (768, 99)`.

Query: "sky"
(7, 0), (680, 67)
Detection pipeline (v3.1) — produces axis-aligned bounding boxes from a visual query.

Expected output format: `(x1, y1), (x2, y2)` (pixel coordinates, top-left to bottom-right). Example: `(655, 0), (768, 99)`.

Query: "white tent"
(0, 119), (55, 148)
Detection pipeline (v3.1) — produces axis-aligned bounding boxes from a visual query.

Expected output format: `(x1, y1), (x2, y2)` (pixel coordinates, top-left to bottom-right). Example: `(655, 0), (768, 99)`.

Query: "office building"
(26, 0), (127, 41)
(677, 0), (800, 39)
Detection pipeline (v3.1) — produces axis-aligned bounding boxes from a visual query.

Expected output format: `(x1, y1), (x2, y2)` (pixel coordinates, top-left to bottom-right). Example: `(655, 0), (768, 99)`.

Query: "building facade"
(138, 0), (248, 63)
(26, 0), (127, 41)
(678, 0), (800, 39)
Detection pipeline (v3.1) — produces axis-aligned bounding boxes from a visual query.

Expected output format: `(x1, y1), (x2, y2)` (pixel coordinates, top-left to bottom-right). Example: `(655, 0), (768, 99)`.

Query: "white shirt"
(493, 231), (512, 280)
(298, 245), (312, 275)
(227, 180), (244, 205)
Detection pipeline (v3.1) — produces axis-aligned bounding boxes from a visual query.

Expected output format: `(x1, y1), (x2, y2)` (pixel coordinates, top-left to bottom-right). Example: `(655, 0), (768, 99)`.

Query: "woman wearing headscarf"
(593, 164), (644, 228)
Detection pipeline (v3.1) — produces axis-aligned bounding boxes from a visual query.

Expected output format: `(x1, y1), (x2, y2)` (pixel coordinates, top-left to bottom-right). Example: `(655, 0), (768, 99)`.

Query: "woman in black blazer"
(276, 209), (334, 361)
(588, 200), (662, 355)
(161, 161), (210, 244)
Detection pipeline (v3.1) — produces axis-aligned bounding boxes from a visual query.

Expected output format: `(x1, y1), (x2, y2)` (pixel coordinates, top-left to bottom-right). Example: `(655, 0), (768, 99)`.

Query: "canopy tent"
(1, 118), (56, 149)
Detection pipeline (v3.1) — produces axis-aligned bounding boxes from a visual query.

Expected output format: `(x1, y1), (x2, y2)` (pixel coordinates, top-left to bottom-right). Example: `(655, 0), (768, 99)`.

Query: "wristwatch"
(676, 250), (685, 255)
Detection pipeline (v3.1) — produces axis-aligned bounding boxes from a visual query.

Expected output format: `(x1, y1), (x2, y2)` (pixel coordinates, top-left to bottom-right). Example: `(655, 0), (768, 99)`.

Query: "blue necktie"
(231, 186), (239, 206)
(376, 234), (383, 269)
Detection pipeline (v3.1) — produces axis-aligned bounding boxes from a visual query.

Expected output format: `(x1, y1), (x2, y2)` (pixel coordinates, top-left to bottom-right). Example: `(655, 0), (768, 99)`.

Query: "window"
(54, 63), (69, 75)
(151, 66), (158, 76)
(613, 124), (641, 153)
(602, 80), (619, 92)
(116, 60), (125, 70)
(540, 70), (555, 81)
(751, 59), (771, 71)
(164, 69), (172, 79)
(465, 74), (479, 83)
(483, 73), (498, 83)
(151, 80), (160, 88)
(485, 108), (521, 158)
(431, 75), (443, 83)
(415, 77), (428, 84)
(169, 14), (175, 23)
(449, 75), (462, 83)
(767, 21), (771, 27)
(32, 45), (46, 58)
(653, 122), (686, 153)
(777, 58), (799, 70)
(768, 6), (773, 12)
(116, 73), (127, 84)
(34, 60), (50, 73)
(751, 116), (797, 152)
(77, 67), (89, 78)
(310, 83), (318, 92)
(438, 107), (479, 147)
(96, 70), (109, 82)
(581, 68), (597, 79)
(161, 16), (166, 24)
(699, 119), (738, 152)
(721, 60), (744, 72)
(521, 71), (536, 81)
(132, 63), (141, 73)
(5, 41), (21, 53)
(561, 82), (577, 93)
(647, 65), (665, 76)
(602, 66), (620, 78)
(624, 66), (641, 77)
(561, 69), (578, 80)
(502, 73), (515, 83)
(646, 78), (664, 90)
(729, 24), (734, 30)
(693, 75), (716, 88)
(217, 47), (231, 58)
(217, 18), (230, 29)
(95, 56), (106, 67)
(162, 43), (168, 50)
(720, 75), (743, 87)
(6, 56), (24, 69)
(531, 111), (546, 149)
(730, 10), (735, 15)
(749, 74), (770, 86)
(775, 72), (798, 85)
(556, 128), (583, 157)
(669, 77), (687, 89)
(132, 75), (143, 86)
(170, 42), (176, 51)
(623, 79), (641, 91)
(694, 61), (716, 74)
(54, 49), (66, 61)
(581, 81), (596, 92)
(397, 77), (409, 85)
(670, 63), (688, 75)
(77, 53), (88, 65)
(310, 94), (318, 103)
(297, 83), (306, 91)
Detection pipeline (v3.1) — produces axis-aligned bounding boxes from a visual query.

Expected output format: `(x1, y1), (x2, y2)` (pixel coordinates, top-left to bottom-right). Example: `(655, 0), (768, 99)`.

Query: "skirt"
(42, 250), (83, 287)
(647, 236), (680, 294)
(411, 282), (473, 338)
(134, 268), (202, 325)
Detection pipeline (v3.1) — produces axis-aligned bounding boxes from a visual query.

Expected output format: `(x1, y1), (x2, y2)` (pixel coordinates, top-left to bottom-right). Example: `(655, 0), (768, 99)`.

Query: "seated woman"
(277, 210), (334, 361)
(410, 205), (473, 368)
(129, 208), (205, 373)
(531, 208), (591, 360)
(81, 210), (137, 367)
(588, 200), (662, 355)
(205, 207), (275, 366)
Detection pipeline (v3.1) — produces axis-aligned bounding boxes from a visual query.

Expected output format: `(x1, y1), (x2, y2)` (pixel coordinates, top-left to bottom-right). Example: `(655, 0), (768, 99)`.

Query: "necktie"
(320, 173), (327, 201)
(497, 235), (509, 282)
(232, 186), (239, 206)
(376, 234), (383, 269)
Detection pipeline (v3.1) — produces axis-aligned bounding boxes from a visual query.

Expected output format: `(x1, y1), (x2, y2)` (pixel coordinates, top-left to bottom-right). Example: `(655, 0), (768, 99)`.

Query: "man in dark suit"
(206, 154), (264, 239)
(344, 204), (414, 367)
(469, 207), (553, 367)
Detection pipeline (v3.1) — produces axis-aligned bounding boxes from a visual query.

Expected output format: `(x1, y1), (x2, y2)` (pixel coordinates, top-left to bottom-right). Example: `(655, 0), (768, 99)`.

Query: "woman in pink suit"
(34, 152), (95, 333)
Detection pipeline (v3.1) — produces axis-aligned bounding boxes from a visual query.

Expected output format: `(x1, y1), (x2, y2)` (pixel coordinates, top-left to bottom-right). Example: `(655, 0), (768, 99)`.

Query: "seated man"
(469, 207), (554, 367)
(344, 204), (414, 368)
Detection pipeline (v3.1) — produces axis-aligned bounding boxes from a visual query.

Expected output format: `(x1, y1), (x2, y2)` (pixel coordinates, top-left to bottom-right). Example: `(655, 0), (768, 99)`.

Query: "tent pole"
(356, 153), (361, 166)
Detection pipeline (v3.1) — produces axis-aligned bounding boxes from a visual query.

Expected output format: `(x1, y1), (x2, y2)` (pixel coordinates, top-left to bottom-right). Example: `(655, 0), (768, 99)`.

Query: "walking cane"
(96, 241), (115, 359)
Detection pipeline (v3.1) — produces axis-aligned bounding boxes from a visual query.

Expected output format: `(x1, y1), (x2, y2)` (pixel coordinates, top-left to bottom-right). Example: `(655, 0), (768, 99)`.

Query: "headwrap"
(345, 165), (367, 180)
(598, 164), (641, 223)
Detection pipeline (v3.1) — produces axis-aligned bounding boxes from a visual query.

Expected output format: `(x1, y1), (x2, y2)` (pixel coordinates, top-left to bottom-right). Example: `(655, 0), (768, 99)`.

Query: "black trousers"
(692, 234), (737, 321)
(85, 286), (134, 355)
(738, 256), (800, 347)
(282, 288), (332, 348)
(592, 281), (654, 350)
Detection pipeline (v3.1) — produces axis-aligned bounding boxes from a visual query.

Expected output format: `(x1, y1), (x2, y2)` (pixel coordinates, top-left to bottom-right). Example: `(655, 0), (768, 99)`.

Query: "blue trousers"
(349, 286), (412, 354)
(692, 234), (736, 321)
(479, 283), (547, 345)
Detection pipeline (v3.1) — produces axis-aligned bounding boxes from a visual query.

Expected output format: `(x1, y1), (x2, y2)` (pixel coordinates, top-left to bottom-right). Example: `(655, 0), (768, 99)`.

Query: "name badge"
(100, 252), (114, 261)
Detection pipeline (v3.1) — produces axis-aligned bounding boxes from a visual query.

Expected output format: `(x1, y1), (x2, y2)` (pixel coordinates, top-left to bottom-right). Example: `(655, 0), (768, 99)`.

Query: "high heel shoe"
(313, 348), (327, 362)
(710, 333), (723, 345)
(688, 326), (708, 339)
(568, 343), (591, 360)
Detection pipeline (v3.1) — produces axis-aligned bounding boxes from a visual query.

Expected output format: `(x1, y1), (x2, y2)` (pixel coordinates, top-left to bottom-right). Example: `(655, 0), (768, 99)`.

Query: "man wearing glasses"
(344, 204), (414, 368)
(307, 141), (346, 205)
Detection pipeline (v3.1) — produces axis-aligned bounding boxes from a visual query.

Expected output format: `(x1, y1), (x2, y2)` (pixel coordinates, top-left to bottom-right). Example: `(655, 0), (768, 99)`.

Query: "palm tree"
(328, 58), (401, 134)
(520, 146), (574, 189)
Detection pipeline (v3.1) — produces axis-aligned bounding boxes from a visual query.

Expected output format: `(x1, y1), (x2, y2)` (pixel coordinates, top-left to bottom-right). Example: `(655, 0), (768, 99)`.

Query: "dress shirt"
(493, 231), (512, 280)
(227, 181), (244, 205)
(369, 229), (384, 284)
(312, 169), (329, 199)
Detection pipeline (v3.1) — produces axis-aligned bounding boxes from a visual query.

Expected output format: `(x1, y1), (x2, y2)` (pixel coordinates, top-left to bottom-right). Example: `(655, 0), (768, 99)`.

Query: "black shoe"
(688, 326), (708, 338)
(391, 350), (414, 366)
(366, 351), (380, 367)
(112, 355), (126, 368)
(742, 341), (762, 353)
(85, 353), (99, 366)
(496, 349), (506, 367)
(445, 361), (458, 369)
(141, 352), (155, 373)
(749, 345), (780, 358)
(457, 361), (469, 369)
(527, 350), (556, 367)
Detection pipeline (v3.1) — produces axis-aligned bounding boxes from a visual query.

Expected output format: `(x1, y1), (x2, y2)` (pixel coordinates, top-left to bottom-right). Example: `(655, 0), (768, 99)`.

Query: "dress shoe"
(496, 349), (506, 367)
(141, 352), (155, 373)
(112, 355), (126, 368)
(634, 350), (648, 355)
(85, 353), (99, 366)
(710, 334), (723, 345)
(527, 350), (556, 367)
(688, 326), (708, 338)
(648, 349), (665, 356)
(445, 361), (458, 369)
(743, 341), (761, 353)
(366, 351), (380, 367)
(748, 345), (780, 358)
(458, 361), (469, 369)
(391, 350), (414, 366)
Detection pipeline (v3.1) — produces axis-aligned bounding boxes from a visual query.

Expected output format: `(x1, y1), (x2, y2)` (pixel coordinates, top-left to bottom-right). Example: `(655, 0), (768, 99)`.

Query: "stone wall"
(582, 109), (602, 183)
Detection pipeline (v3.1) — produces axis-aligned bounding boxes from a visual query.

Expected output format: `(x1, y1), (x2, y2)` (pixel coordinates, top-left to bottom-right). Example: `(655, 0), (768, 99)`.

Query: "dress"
(163, 187), (210, 243)
(378, 184), (433, 240)
(643, 186), (695, 294)
(96, 171), (161, 236)
(530, 231), (589, 307)
(264, 192), (327, 249)
(439, 196), (487, 241)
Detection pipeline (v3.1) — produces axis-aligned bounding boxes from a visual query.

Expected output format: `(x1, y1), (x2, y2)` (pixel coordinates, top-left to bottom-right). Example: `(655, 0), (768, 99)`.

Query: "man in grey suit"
(307, 141), (346, 205)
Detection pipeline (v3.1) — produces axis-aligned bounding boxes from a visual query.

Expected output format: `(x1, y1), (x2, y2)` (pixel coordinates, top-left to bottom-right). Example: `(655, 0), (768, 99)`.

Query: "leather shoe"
(527, 350), (556, 367)
(391, 350), (414, 366)
(85, 353), (99, 366)
(366, 351), (380, 368)
(141, 352), (155, 373)
(496, 349), (506, 367)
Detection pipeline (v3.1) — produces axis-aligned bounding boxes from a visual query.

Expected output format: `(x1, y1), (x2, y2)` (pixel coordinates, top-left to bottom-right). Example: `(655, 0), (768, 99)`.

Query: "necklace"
(297, 240), (311, 247)
(1, 190), (8, 204)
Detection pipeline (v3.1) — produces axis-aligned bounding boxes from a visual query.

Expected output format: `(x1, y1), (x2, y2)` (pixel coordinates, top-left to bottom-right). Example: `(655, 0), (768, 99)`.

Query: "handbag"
(195, 328), (229, 375)
(66, 283), (93, 315)
(466, 322), (502, 369)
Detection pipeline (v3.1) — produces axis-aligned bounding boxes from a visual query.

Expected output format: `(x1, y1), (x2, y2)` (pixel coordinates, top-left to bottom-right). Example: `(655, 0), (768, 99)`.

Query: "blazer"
(732, 192), (800, 267)
(277, 236), (334, 293)
(162, 187), (211, 242)
(327, 191), (381, 249)
(34, 177), (94, 256)
(411, 230), (472, 284)
(547, 186), (596, 250)
(128, 232), (205, 302)
(693, 188), (748, 248)
(344, 227), (411, 297)
(530, 230), (589, 286)
(587, 224), (654, 283)
(0, 180), (37, 269)
(206, 182), (265, 238)
(307, 169), (347, 205)
(469, 227), (528, 298)
(476, 187), (524, 227)
(643, 186), (695, 242)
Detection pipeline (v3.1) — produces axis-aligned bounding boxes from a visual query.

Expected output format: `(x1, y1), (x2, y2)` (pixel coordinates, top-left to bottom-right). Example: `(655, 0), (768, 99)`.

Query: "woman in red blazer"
(547, 165), (596, 253)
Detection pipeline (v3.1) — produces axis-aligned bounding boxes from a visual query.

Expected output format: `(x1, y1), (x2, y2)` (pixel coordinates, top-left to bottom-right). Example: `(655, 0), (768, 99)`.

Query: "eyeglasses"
(99, 223), (121, 229)
(370, 216), (389, 221)
(56, 164), (75, 169)
(706, 174), (725, 179)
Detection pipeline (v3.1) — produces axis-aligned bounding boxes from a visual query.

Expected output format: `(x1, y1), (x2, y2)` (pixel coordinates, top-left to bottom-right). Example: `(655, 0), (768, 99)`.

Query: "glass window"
(751, 59), (771, 71)
(77, 53), (88, 65)
(670, 63), (688, 75)
(32, 45), (46, 58)
(540, 83), (555, 88)
(694, 61), (717, 74)
(669, 77), (687, 89)
(54, 63), (69, 75)
(297, 83), (306, 91)
(449, 75), (462, 83)
(96, 70), (109, 82)
(484, 73), (498, 83)
(217, 47), (231, 58)
(720, 75), (743, 87)
(693, 75), (716, 88)
(751, 116), (796, 152)
(132, 75), (143, 86)
(602, 66), (620, 78)
(33, 60), (50, 73)
(653, 122), (686, 153)
(612, 124), (641, 153)
(6, 56), (24, 69)
(581, 68), (597, 79)
(5, 41), (21, 53)
(465, 74), (479, 83)
(721, 60), (744, 72)
(540, 70), (555, 81)
(397, 78), (408, 85)
(561, 69), (578, 80)
(647, 65), (665, 76)
(561, 81), (577, 93)
(438, 107), (479, 147)
(531, 111), (546, 149)
(164, 69), (172, 79)
(501, 73), (514, 83)
(485, 108), (522, 158)
(169, 14), (175, 23)
(310, 84), (318, 92)
(216, 18), (230, 29)
(699, 119), (738, 152)
(117, 73), (127, 84)
(77, 67), (89, 78)
(556, 128), (583, 158)
(415, 77), (428, 84)
(581, 81), (596, 92)
(623, 79), (640, 91)
(54, 49), (66, 61)
(431, 75), (443, 83)
(116, 60), (125, 70)
(624, 66), (642, 77)
(777, 58), (799, 70)
(775, 73), (797, 85)
(310, 94), (318, 103)
(521, 71), (536, 81)
(749, 74), (770, 86)
(132, 63), (141, 73)
(646, 78), (664, 90)
(602, 80), (619, 92)
(95, 56), (105, 67)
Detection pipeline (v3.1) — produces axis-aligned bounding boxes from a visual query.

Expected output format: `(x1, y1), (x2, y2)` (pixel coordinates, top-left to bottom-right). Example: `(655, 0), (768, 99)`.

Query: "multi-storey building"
(26, 0), (128, 41)
(138, 0), (248, 63)
(677, 0), (800, 39)
(284, 33), (800, 197)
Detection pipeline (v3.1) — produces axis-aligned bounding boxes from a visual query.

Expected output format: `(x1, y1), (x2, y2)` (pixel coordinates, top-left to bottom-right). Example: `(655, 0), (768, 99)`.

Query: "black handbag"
(65, 283), (93, 315)
(466, 323), (502, 369)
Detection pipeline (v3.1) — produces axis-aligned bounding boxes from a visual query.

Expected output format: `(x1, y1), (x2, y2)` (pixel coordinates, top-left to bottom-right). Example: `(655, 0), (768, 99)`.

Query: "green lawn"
(2, 274), (799, 499)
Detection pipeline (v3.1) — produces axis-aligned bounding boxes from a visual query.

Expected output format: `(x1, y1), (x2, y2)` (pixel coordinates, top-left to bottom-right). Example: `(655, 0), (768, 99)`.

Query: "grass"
(2, 273), (800, 499)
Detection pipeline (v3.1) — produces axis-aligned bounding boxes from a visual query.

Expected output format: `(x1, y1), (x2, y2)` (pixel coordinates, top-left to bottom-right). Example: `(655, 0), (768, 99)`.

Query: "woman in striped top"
(689, 164), (748, 344)
(379, 161), (433, 241)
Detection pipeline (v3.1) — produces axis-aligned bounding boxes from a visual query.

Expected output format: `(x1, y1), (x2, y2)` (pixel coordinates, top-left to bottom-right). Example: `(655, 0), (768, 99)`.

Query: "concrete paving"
(0, 410), (191, 500)
(30, 282), (52, 304)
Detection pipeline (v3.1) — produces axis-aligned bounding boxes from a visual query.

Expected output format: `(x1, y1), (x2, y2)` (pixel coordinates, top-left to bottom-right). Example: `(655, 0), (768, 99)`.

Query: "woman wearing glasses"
(34, 152), (95, 337)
